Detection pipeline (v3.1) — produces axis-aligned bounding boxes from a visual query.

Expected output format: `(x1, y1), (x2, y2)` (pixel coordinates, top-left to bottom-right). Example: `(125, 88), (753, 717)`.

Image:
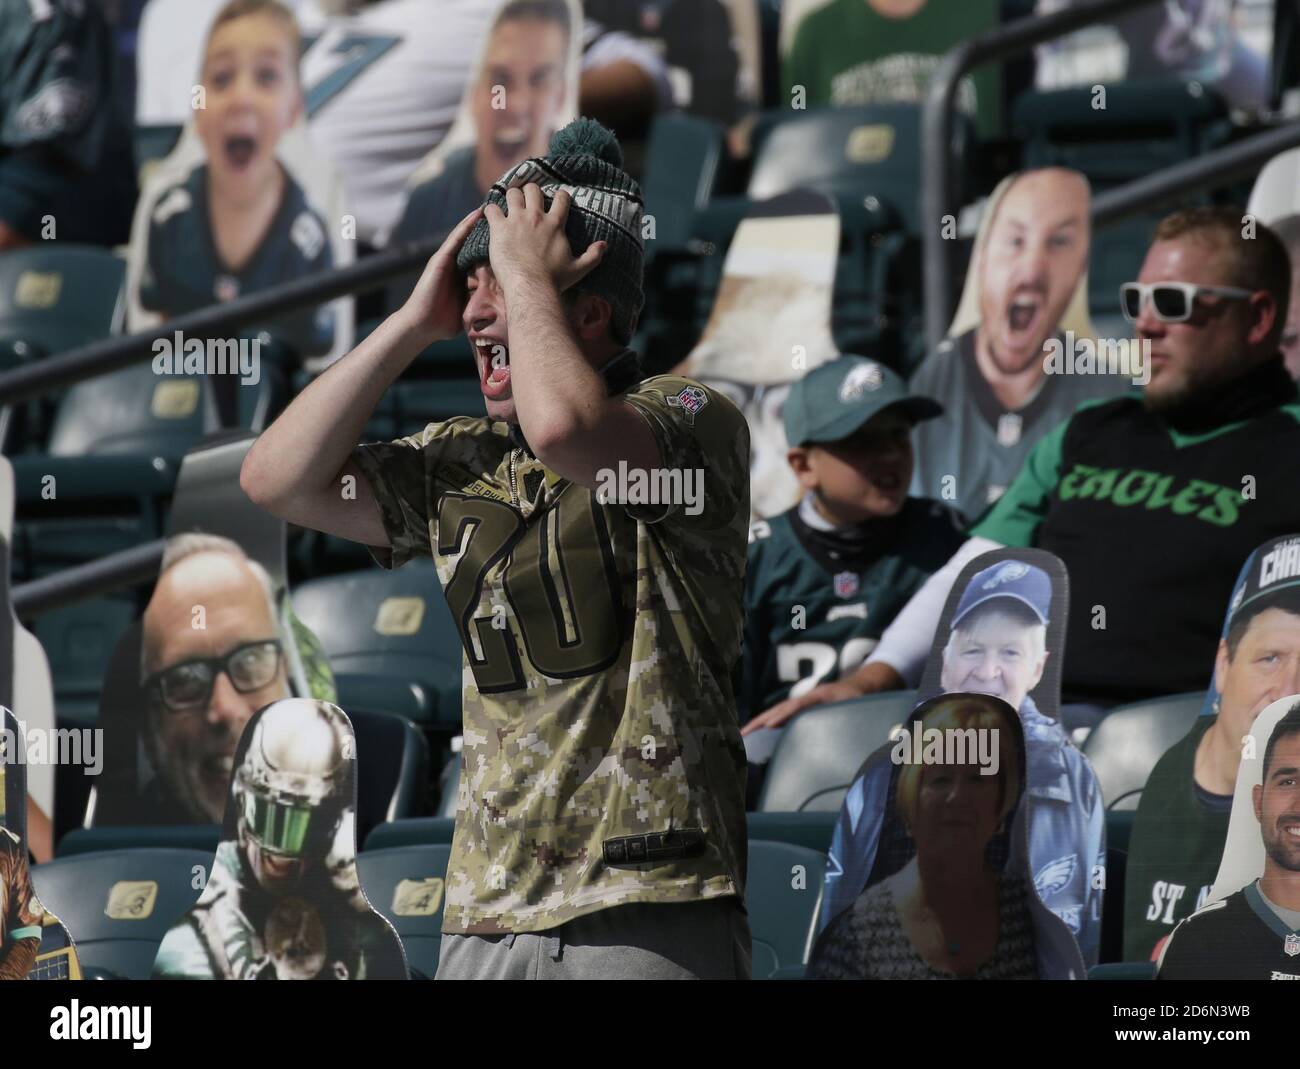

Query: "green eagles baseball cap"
(783, 355), (943, 447)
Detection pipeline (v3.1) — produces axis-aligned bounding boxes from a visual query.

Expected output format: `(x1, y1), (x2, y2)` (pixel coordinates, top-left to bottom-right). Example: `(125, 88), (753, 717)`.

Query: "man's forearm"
(500, 273), (609, 453)
(242, 310), (430, 510)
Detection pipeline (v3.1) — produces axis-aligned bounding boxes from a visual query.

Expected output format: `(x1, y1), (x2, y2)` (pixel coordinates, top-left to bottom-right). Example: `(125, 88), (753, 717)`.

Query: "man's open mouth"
(475, 336), (511, 396)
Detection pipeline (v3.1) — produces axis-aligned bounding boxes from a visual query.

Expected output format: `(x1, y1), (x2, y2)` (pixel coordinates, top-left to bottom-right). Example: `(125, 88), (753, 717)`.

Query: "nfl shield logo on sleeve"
(1286, 933), (1300, 957)
(833, 571), (860, 598)
(666, 385), (709, 425)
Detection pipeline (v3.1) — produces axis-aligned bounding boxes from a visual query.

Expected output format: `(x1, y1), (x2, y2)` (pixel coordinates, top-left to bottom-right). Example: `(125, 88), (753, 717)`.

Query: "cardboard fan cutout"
(90, 437), (335, 830)
(125, 1), (355, 372)
(153, 699), (408, 979)
(1156, 695), (1300, 979)
(821, 548), (1105, 977)
(808, 692), (1039, 979)
(387, 0), (583, 248)
(1124, 533), (1300, 964)
(909, 167), (1125, 524)
(0, 458), (59, 854)
(0, 712), (82, 980)
(681, 189), (841, 520)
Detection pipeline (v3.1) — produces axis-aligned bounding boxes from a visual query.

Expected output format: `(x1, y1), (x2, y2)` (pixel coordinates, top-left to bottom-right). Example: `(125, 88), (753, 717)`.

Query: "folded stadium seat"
(743, 811), (837, 854)
(436, 754), (460, 818)
(746, 840), (826, 980)
(350, 709), (430, 845)
(757, 690), (919, 812)
(1011, 81), (1234, 320)
(356, 844), (453, 980)
(640, 112), (727, 253)
(292, 560), (463, 730)
(29, 849), (211, 979)
(43, 361), (276, 463)
(0, 244), (126, 454)
(362, 817), (457, 851)
(56, 825), (221, 858)
(682, 106), (970, 370)
(1099, 808), (1135, 965)
(132, 124), (183, 183)
(9, 454), (177, 730)
(1080, 692), (1204, 810)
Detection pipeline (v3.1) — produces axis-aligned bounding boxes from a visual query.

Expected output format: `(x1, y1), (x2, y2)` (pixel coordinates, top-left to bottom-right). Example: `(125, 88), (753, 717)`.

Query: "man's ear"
(1254, 781), (1264, 824)
(1247, 290), (1279, 348)
(569, 292), (613, 341)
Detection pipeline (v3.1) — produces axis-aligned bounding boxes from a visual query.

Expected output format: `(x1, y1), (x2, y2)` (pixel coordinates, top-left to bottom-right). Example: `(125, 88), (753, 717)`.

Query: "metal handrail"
(0, 233), (446, 407)
(12, 538), (165, 617)
(922, 0), (1165, 349)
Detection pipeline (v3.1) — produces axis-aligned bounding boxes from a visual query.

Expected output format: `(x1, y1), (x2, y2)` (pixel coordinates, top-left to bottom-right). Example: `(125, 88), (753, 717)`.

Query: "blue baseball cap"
(783, 355), (943, 447)
(951, 559), (1052, 629)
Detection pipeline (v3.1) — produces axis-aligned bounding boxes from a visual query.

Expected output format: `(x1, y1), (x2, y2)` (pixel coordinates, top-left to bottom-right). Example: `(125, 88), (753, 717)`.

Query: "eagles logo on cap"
(838, 362), (884, 403)
(983, 561), (1030, 590)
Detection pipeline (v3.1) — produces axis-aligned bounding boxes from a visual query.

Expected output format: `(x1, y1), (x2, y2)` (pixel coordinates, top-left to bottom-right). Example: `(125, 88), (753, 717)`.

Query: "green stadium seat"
(747, 104), (971, 234)
(57, 825), (221, 858)
(292, 561), (464, 729)
(350, 709), (431, 844)
(641, 112), (727, 251)
(1100, 809), (1136, 965)
(757, 690), (918, 812)
(0, 244), (125, 359)
(436, 755), (460, 818)
(744, 811), (837, 854)
(1082, 693), (1204, 810)
(746, 840), (826, 979)
(30, 848), (211, 979)
(46, 355), (282, 462)
(356, 844), (452, 979)
(133, 124), (183, 178)
(363, 817), (457, 851)
(1088, 962), (1157, 980)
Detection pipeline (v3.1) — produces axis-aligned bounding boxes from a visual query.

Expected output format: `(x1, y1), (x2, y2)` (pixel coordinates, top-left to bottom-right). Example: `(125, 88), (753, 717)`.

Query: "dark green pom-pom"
(548, 117), (623, 169)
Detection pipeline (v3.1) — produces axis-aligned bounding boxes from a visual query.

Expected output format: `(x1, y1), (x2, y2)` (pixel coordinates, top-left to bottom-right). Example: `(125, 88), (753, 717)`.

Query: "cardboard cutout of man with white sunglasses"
(779, 206), (1300, 734)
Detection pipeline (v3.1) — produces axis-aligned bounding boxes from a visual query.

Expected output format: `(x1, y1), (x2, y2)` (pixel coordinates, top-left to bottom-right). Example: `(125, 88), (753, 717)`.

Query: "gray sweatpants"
(435, 898), (752, 980)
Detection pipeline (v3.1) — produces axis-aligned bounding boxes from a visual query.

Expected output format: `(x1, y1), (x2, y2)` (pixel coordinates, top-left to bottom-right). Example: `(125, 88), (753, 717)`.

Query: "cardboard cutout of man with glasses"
(141, 534), (292, 824)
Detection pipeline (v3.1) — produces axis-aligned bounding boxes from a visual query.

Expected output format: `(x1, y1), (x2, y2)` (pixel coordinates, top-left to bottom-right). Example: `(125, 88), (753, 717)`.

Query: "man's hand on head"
(399, 206), (483, 346)
(485, 184), (605, 295)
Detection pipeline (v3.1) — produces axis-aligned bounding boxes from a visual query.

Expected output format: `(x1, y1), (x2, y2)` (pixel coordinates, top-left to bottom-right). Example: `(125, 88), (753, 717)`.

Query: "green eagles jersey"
(139, 163), (336, 359)
(1123, 716), (1229, 963)
(783, 0), (1003, 136)
(740, 499), (965, 719)
(353, 374), (750, 934)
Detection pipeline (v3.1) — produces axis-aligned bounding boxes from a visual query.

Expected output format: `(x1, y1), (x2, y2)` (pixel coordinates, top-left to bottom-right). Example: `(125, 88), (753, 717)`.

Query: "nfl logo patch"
(667, 385), (709, 424)
(1286, 933), (1300, 957)
(834, 571), (859, 598)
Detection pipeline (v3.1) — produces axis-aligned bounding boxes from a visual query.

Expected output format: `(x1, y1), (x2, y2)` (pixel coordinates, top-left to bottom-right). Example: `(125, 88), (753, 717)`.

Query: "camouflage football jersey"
(138, 163), (336, 359)
(353, 374), (750, 934)
(0, 826), (43, 980)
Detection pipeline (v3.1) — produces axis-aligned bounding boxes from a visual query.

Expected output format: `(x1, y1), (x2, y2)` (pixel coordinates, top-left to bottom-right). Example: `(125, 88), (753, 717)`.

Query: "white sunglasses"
(1120, 281), (1253, 323)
